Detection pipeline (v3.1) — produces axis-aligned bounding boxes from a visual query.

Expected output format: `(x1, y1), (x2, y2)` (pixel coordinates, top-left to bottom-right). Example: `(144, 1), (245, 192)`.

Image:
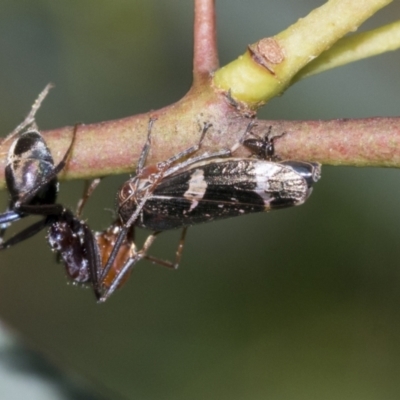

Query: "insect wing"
(136, 158), (311, 231)
(280, 161), (321, 187)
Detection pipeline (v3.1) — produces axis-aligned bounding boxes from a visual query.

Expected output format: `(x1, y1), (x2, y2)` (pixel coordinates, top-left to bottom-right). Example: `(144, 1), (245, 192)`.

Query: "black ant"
(0, 85), (101, 291)
(0, 94), (177, 300)
(0, 84), (76, 244)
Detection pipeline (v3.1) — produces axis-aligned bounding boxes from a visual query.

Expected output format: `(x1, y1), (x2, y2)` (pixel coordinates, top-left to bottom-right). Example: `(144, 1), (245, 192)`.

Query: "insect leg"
(0, 211), (21, 243)
(144, 227), (188, 269)
(81, 223), (102, 300)
(17, 203), (64, 216)
(0, 210), (20, 226)
(0, 218), (49, 250)
(99, 231), (162, 302)
(99, 191), (153, 282)
(47, 123), (78, 176)
(76, 178), (102, 217)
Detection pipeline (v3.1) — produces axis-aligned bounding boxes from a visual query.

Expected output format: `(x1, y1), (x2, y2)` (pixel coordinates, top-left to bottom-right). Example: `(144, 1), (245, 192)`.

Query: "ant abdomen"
(47, 212), (91, 284)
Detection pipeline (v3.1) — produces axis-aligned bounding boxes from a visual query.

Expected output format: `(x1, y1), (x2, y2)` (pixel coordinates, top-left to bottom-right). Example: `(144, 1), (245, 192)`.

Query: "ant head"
(6, 130), (57, 206)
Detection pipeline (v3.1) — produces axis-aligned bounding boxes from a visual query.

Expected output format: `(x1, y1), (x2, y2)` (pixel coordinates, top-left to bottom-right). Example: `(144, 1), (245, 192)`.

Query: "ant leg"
(0, 211), (21, 243)
(50, 123), (78, 176)
(76, 178), (102, 217)
(0, 210), (20, 226)
(99, 231), (161, 302)
(0, 218), (49, 250)
(99, 224), (131, 282)
(99, 227), (188, 301)
(3, 84), (54, 145)
(17, 203), (64, 216)
(144, 227), (188, 269)
(81, 223), (102, 300)
(99, 195), (156, 282)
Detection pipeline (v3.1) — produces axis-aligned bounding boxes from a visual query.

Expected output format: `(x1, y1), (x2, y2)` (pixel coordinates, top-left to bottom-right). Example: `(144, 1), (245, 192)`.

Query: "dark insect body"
(119, 157), (319, 231)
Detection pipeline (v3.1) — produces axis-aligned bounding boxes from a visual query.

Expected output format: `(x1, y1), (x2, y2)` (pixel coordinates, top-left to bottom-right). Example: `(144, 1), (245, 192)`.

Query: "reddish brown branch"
(267, 118), (400, 167)
(193, 0), (218, 84)
(1, 105), (399, 190)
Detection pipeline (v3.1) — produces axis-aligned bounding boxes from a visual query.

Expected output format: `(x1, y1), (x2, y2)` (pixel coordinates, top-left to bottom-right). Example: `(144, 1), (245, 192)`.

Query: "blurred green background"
(1, 1), (400, 399)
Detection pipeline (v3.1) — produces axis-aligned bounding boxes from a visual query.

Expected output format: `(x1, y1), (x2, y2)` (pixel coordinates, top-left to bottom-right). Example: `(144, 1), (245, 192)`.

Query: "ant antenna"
(3, 83), (54, 144)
